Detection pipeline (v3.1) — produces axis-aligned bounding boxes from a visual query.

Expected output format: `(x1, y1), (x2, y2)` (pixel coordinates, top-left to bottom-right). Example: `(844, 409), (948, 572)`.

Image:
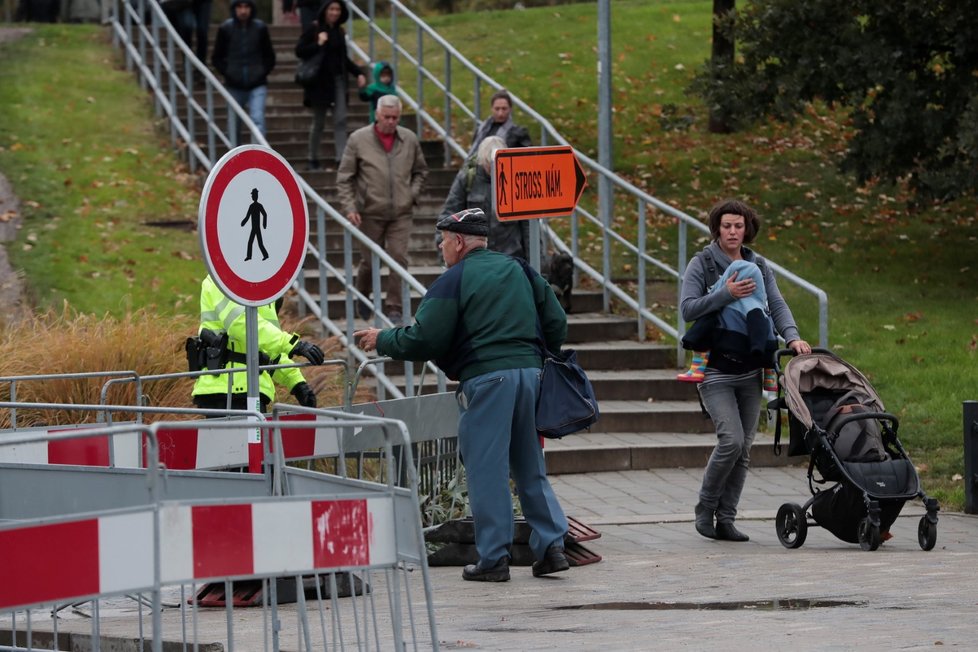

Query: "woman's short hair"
(707, 199), (760, 243)
(476, 135), (506, 170)
(490, 89), (513, 107)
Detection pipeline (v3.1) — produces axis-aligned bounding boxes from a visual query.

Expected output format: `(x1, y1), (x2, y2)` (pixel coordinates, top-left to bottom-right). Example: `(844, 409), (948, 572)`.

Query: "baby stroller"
(768, 348), (940, 551)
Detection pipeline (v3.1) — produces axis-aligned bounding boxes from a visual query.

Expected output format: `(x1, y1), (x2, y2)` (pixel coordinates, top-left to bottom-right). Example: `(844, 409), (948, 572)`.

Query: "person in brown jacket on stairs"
(335, 94), (428, 325)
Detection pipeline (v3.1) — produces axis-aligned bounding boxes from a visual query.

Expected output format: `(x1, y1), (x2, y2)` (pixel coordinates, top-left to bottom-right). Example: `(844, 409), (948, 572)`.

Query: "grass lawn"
(1, 4), (976, 509)
(0, 24), (204, 316)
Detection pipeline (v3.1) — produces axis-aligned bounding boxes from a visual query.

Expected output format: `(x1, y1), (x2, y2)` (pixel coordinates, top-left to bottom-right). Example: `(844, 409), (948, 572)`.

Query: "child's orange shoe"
(677, 351), (708, 383)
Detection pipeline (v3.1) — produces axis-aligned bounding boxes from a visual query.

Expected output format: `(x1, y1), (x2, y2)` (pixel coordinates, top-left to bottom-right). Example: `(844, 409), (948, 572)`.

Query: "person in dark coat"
(211, 0), (276, 139)
(466, 89), (532, 158)
(294, 0), (366, 170)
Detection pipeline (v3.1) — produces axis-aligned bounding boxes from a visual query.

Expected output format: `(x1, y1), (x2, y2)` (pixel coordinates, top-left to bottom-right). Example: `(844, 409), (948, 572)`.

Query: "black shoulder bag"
(519, 260), (599, 438)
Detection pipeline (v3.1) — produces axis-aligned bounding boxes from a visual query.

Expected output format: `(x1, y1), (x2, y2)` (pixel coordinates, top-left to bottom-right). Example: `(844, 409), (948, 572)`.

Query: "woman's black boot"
(694, 502), (717, 539)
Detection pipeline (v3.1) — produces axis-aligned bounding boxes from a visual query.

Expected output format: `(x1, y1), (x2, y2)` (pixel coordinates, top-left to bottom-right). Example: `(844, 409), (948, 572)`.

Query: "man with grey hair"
(438, 135), (530, 259)
(336, 94), (428, 324)
(354, 207), (571, 583)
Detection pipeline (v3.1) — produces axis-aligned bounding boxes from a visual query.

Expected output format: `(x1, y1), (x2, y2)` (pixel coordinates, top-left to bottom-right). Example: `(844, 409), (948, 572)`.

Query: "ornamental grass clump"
(0, 304), (345, 429)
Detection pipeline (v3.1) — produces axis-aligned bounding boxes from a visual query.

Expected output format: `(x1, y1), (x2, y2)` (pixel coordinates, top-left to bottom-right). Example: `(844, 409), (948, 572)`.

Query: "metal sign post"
(198, 145), (309, 473)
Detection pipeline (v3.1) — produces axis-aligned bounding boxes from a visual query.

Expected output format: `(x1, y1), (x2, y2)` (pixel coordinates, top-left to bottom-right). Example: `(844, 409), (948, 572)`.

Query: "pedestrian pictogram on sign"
(492, 146), (587, 221)
(199, 145), (309, 307)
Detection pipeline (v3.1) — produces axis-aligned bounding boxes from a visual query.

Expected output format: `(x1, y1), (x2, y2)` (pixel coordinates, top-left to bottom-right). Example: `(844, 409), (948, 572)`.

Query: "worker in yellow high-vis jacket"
(191, 275), (324, 412)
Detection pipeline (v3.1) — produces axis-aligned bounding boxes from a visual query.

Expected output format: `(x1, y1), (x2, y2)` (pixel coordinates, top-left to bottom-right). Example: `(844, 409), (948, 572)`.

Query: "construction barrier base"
(426, 516), (603, 567)
(193, 573), (369, 608)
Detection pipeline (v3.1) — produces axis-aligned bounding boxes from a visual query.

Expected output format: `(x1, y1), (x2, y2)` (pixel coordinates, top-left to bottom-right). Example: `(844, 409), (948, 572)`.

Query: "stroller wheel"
(917, 516), (937, 551)
(775, 503), (807, 549)
(858, 517), (881, 551)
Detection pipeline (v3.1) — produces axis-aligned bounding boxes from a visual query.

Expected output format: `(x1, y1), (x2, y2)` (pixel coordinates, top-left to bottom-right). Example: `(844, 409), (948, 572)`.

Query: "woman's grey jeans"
(697, 372), (762, 524)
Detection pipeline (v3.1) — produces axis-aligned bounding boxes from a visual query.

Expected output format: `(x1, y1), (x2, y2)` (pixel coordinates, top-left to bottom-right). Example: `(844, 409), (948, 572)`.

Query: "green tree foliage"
(690, 1), (978, 200)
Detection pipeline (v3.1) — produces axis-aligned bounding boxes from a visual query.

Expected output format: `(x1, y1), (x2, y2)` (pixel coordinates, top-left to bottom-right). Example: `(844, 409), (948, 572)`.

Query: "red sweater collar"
(374, 124), (396, 152)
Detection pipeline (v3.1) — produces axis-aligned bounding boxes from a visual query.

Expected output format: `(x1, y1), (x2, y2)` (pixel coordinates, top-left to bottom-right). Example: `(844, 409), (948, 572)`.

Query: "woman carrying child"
(679, 199), (811, 542)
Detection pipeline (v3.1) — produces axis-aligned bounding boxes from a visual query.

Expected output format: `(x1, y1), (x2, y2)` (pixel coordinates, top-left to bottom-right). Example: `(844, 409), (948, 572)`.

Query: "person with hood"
(358, 61), (396, 124)
(212, 0), (277, 139)
(467, 89), (532, 158)
(294, 0), (366, 170)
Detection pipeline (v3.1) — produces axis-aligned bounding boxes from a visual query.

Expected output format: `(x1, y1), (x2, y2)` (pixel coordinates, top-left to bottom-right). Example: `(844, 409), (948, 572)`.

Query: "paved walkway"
(426, 465), (977, 650)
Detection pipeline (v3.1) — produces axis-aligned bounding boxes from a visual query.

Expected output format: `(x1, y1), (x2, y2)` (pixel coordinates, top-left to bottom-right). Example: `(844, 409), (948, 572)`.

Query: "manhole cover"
(557, 598), (864, 611)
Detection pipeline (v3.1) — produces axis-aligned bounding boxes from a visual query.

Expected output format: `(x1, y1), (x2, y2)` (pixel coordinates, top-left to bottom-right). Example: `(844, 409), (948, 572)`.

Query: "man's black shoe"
(715, 521), (750, 542)
(462, 557), (510, 582)
(531, 544), (569, 577)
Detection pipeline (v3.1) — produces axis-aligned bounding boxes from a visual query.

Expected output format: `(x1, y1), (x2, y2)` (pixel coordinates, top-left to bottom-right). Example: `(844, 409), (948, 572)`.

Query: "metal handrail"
(106, 0), (445, 398)
(109, 0), (827, 392)
(347, 0), (829, 363)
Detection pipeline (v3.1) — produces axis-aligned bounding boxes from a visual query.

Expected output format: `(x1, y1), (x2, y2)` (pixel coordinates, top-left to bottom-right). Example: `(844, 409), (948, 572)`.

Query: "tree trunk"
(708, 0), (735, 134)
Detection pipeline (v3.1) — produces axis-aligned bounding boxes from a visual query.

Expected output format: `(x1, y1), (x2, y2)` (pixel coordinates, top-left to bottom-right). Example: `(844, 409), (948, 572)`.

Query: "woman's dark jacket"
(294, 1), (363, 108)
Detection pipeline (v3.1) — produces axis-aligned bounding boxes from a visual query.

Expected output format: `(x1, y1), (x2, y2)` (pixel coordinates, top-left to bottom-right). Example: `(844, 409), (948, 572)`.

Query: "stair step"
(543, 433), (792, 474)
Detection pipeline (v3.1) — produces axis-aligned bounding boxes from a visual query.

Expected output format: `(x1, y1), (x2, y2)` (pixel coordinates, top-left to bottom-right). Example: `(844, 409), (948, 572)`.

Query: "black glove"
(290, 340), (325, 365)
(291, 381), (317, 408)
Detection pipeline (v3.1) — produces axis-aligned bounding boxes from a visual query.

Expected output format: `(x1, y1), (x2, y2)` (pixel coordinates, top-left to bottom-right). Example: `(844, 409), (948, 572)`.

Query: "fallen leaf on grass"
(882, 324), (896, 331)
(952, 474), (963, 482)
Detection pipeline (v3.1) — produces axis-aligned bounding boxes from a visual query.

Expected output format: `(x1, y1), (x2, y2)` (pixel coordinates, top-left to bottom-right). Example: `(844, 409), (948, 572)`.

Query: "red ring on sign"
(202, 148), (308, 306)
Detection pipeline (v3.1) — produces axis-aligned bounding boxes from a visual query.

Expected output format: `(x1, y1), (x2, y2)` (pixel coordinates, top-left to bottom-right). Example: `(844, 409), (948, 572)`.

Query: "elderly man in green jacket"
(336, 94), (428, 325)
(355, 208), (570, 583)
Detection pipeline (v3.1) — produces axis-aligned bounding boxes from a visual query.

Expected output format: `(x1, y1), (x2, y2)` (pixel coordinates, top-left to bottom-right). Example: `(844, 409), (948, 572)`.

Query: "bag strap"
(515, 257), (555, 360)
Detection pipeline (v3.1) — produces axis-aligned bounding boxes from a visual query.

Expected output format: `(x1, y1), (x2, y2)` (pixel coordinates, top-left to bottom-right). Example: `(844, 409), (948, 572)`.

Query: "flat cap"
(435, 207), (489, 236)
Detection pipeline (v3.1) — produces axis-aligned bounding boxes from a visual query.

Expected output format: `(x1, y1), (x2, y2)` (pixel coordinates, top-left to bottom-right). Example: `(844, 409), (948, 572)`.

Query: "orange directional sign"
(492, 146), (587, 221)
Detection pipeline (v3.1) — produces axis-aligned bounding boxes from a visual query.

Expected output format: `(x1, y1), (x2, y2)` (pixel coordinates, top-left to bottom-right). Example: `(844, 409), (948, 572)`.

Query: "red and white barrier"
(0, 496), (396, 611)
(0, 424), (141, 467)
(0, 417), (342, 471)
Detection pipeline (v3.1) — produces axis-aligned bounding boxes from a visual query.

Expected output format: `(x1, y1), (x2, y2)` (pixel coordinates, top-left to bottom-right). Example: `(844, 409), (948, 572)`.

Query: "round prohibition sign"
(199, 145), (309, 306)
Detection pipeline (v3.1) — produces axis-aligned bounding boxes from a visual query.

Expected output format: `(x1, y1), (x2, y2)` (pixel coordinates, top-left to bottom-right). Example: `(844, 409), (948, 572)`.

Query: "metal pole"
(597, 0), (613, 312)
(246, 306), (262, 472)
(965, 401), (978, 514)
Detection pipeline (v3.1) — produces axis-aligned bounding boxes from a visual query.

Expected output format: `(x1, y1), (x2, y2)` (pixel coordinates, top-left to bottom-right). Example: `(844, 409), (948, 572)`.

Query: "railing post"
(206, 83), (216, 165)
(390, 3), (398, 82)
(637, 201), (646, 342)
(137, 0), (147, 90)
(597, 0), (613, 313)
(186, 54), (196, 172)
(443, 53), (452, 148)
(677, 220), (688, 368)
(152, 10), (162, 117)
(344, 228), (355, 341)
(367, 0), (376, 60)
(317, 205), (328, 326)
(417, 25), (426, 143)
(165, 25), (177, 145)
(965, 401), (978, 514)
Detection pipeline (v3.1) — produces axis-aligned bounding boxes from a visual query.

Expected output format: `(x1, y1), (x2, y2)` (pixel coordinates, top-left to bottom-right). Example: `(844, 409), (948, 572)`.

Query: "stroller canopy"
(782, 352), (886, 432)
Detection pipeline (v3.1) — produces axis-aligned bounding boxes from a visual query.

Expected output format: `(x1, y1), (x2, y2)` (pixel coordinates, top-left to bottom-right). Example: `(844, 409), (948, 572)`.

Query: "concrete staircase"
(182, 24), (788, 473)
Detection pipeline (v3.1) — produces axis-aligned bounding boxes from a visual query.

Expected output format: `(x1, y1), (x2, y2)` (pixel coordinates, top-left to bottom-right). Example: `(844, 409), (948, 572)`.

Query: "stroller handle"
(773, 346), (835, 374)
(829, 410), (900, 434)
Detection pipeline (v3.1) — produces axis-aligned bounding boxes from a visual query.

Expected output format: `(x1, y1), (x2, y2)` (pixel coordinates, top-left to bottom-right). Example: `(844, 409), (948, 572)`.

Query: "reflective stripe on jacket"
(191, 276), (305, 400)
